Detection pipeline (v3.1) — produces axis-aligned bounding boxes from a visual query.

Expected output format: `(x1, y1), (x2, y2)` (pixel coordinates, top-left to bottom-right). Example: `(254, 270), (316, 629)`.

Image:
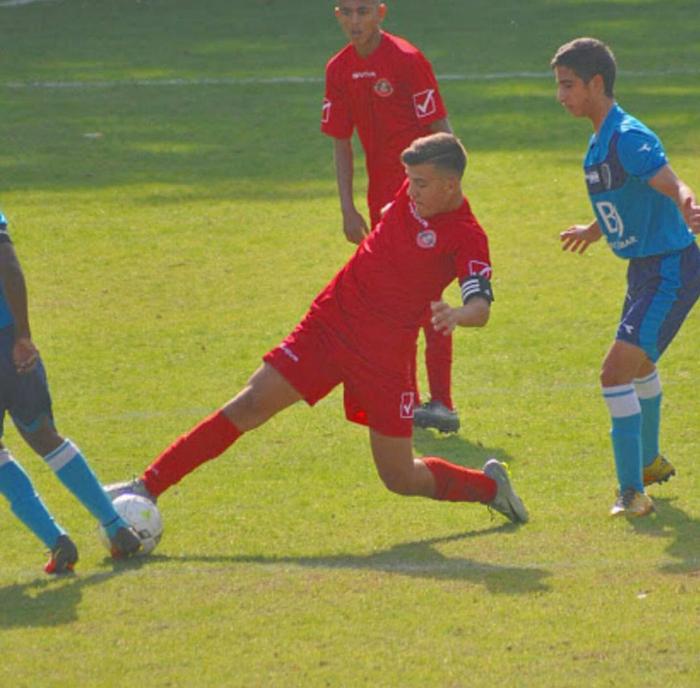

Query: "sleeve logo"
(321, 98), (331, 124)
(413, 89), (436, 118)
(468, 260), (492, 279)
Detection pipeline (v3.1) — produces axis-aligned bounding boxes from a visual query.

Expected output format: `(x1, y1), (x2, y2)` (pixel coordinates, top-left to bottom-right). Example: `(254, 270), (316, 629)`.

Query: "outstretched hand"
(12, 337), (39, 375)
(560, 223), (603, 254)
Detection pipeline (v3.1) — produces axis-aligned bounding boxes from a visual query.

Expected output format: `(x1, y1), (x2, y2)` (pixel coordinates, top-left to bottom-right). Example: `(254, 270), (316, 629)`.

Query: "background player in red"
(106, 134), (528, 527)
(322, 0), (459, 433)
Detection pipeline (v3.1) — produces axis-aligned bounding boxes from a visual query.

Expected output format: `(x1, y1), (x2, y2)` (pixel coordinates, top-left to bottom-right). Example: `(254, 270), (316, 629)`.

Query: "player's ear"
(590, 73), (605, 96)
(378, 3), (387, 21)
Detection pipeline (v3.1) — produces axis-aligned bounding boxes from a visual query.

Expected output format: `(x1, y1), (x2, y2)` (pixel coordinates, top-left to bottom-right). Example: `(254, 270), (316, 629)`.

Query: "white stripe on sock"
(44, 439), (79, 472)
(602, 384), (641, 418)
(634, 370), (662, 400)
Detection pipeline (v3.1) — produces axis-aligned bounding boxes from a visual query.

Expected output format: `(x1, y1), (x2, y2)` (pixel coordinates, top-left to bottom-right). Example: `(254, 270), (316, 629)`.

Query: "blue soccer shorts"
(617, 241), (700, 362)
(0, 326), (54, 438)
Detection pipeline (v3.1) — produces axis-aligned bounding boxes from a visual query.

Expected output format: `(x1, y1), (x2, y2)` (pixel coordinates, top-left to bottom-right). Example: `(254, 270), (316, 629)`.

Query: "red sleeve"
(321, 59), (354, 139)
(455, 225), (492, 283)
(404, 51), (448, 126)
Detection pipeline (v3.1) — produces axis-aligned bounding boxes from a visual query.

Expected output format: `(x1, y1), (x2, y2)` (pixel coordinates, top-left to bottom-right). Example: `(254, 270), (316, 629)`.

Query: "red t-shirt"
(310, 181), (491, 370)
(321, 32), (448, 224)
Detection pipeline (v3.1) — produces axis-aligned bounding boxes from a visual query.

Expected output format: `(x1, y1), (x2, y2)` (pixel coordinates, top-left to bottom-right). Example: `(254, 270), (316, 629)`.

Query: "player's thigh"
(8, 358), (57, 453)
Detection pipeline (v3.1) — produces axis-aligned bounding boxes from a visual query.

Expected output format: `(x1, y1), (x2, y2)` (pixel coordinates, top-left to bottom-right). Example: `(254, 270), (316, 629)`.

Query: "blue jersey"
(0, 210), (14, 329)
(583, 104), (694, 259)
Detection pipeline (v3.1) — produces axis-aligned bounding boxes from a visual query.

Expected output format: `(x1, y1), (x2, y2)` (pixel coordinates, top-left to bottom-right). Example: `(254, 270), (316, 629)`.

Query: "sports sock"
(143, 410), (242, 497)
(45, 439), (127, 537)
(0, 449), (65, 548)
(424, 317), (454, 409)
(634, 370), (662, 467)
(602, 384), (643, 492)
(422, 456), (497, 502)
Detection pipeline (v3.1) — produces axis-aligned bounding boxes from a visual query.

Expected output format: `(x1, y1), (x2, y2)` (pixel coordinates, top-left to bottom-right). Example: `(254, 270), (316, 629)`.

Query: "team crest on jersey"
(416, 229), (437, 249)
(468, 260), (492, 279)
(374, 78), (394, 97)
(400, 392), (415, 419)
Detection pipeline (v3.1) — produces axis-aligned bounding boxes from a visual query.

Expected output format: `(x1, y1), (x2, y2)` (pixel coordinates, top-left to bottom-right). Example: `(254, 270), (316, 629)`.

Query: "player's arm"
(431, 270), (494, 335)
(0, 242), (39, 373)
(431, 296), (490, 335)
(648, 165), (700, 234)
(560, 219), (603, 254)
(333, 137), (370, 244)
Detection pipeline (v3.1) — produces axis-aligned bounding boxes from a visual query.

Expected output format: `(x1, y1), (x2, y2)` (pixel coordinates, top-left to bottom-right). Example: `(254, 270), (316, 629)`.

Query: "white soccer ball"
(99, 494), (163, 555)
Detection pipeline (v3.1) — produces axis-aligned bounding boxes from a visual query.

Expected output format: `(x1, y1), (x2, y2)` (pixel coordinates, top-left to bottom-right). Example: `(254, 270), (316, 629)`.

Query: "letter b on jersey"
(596, 201), (624, 236)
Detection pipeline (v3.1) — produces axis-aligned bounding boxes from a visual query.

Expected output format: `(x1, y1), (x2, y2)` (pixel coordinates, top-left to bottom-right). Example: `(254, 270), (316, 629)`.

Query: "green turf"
(1, 1), (699, 686)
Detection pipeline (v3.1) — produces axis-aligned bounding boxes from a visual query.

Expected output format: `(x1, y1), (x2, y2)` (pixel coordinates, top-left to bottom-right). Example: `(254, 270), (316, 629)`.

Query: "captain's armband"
(460, 275), (494, 305)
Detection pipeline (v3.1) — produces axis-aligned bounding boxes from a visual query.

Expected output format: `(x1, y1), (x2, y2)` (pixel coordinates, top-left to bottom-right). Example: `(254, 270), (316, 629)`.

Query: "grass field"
(1, 1), (699, 686)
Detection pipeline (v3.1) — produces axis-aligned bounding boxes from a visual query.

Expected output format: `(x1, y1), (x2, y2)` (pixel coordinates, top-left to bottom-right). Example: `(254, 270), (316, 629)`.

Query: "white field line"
(0, 0), (58, 7)
(3, 67), (700, 90)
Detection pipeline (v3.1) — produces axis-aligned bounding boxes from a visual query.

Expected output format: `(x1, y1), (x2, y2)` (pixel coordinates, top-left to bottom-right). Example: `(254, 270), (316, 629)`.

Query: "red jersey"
(321, 32), (448, 224)
(310, 181), (491, 370)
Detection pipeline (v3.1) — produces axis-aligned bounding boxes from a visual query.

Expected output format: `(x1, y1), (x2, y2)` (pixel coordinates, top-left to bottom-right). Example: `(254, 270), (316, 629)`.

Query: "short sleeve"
(617, 129), (667, 181)
(321, 62), (354, 139)
(454, 228), (491, 282)
(404, 52), (448, 125)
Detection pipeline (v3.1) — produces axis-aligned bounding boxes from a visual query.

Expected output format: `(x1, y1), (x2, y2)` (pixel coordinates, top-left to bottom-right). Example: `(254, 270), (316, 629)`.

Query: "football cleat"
(104, 477), (156, 504)
(643, 455), (676, 487)
(44, 534), (78, 575)
(610, 488), (655, 517)
(483, 459), (529, 524)
(109, 526), (142, 559)
(413, 400), (460, 434)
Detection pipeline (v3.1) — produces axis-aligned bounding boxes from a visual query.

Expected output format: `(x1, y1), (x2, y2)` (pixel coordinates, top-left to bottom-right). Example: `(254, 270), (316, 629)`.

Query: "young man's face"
(405, 163), (460, 219)
(554, 65), (599, 118)
(335, 1), (386, 54)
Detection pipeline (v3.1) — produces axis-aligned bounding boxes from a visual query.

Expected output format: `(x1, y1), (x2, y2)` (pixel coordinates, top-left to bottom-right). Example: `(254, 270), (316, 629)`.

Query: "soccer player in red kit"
(106, 134), (528, 527)
(323, 0), (459, 433)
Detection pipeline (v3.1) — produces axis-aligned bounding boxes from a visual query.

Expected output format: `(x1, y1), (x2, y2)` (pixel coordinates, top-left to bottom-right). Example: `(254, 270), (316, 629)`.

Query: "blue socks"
(44, 439), (126, 539)
(634, 371), (662, 467)
(0, 449), (64, 548)
(602, 384), (643, 492)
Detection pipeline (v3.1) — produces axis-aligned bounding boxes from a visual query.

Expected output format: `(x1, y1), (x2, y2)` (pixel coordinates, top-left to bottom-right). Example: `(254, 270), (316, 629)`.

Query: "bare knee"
(223, 364), (302, 432)
(225, 384), (274, 431)
(377, 467), (417, 496)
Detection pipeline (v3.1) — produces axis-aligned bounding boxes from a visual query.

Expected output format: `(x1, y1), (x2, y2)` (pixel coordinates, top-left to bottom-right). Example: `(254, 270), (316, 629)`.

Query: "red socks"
(143, 411), (242, 497)
(423, 457), (497, 503)
(424, 324), (454, 409)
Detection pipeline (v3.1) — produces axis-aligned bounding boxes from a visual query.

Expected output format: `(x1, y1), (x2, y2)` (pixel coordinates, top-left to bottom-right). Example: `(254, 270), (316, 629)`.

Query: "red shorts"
(263, 311), (415, 437)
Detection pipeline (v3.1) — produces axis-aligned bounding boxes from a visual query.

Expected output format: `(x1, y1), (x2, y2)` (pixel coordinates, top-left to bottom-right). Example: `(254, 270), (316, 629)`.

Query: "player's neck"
(353, 30), (383, 59)
(589, 98), (615, 134)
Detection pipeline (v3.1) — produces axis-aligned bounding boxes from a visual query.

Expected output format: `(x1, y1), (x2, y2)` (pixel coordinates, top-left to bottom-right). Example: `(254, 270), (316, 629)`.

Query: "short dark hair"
(551, 37), (616, 98)
(401, 133), (467, 178)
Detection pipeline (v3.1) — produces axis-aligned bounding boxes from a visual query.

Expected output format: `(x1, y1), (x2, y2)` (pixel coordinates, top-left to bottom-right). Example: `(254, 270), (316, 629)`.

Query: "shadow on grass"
(0, 556), (150, 629)
(162, 525), (551, 595)
(412, 427), (516, 469)
(628, 497), (700, 576)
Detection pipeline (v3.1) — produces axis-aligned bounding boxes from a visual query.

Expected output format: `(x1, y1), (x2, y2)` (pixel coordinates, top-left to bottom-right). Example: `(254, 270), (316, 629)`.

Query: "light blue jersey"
(584, 104), (694, 259)
(0, 211), (13, 329)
